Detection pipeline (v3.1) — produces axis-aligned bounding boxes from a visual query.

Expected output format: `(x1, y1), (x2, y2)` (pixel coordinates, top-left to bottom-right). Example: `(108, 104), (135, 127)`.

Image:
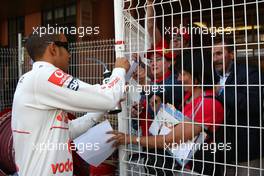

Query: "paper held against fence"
(149, 103), (207, 167)
(73, 120), (115, 167)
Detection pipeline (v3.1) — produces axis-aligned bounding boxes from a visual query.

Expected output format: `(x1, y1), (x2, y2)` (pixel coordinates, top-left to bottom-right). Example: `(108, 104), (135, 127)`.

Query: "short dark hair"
(213, 35), (234, 52)
(25, 33), (61, 61)
(177, 48), (219, 89)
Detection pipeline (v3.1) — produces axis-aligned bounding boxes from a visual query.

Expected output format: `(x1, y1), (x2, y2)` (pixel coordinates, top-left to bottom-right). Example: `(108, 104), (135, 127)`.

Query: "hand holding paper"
(148, 103), (208, 167)
(73, 120), (116, 167)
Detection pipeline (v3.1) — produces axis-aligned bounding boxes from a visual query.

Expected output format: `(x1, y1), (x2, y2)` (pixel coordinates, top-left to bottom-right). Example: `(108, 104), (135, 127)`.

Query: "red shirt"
(182, 89), (224, 132)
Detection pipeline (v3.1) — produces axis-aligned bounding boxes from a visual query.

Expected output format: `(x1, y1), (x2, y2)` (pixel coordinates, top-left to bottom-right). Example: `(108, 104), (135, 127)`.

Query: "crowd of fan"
(107, 0), (264, 175)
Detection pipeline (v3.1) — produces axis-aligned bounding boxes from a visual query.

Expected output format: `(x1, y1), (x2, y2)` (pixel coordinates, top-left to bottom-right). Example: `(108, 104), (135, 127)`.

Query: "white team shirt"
(11, 61), (126, 176)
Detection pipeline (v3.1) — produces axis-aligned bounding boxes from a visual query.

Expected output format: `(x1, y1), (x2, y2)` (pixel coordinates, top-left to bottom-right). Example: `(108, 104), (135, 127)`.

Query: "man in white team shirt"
(11, 33), (130, 176)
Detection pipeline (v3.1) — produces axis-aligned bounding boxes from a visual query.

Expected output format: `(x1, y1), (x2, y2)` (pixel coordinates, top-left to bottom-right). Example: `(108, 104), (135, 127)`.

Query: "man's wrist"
(134, 136), (140, 144)
(131, 136), (139, 144)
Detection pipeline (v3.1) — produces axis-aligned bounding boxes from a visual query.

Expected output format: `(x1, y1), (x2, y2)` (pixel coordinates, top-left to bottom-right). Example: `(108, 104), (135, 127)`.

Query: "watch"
(136, 136), (140, 143)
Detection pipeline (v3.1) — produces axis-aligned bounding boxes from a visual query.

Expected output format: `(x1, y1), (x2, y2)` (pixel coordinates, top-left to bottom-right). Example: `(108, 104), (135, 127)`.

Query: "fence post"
(18, 33), (24, 78)
(114, 0), (128, 175)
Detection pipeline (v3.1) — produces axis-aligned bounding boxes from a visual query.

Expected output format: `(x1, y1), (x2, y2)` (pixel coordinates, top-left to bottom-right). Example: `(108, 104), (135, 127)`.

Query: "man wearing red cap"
(131, 0), (187, 137)
(131, 42), (183, 138)
(146, 41), (181, 104)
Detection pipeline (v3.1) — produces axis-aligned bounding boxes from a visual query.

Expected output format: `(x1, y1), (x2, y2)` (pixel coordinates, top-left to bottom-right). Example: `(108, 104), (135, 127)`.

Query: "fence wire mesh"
(118, 0), (264, 175)
(0, 48), (18, 112)
(0, 0), (264, 175)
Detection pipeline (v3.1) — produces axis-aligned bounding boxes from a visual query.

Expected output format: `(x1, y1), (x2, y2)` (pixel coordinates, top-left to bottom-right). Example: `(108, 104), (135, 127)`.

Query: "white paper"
(149, 104), (181, 135)
(170, 132), (207, 166)
(148, 104), (208, 167)
(125, 61), (138, 81)
(159, 125), (171, 135)
(73, 120), (115, 167)
(149, 119), (161, 135)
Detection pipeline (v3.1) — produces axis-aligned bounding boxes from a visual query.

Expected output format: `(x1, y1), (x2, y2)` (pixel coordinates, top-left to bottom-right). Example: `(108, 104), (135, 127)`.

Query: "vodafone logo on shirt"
(48, 69), (71, 87)
(56, 112), (69, 124)
(51, 159), (73, 174)
(101, 77), (120, 89)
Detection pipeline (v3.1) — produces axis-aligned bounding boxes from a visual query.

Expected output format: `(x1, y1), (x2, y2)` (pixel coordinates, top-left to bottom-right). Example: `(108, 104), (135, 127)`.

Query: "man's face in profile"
(213, 43), (233, 73)
(53, 34), (71, 73)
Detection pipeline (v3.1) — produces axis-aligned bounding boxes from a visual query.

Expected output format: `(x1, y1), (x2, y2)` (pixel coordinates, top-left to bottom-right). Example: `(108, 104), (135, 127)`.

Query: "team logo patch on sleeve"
(48, 69), (71, 87)
(67, 78), (79, 91)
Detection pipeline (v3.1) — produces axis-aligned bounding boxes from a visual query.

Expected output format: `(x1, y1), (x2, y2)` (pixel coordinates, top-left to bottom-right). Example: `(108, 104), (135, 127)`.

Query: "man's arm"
(108, 122), (202, 148)
(147, 0), (162, 45)
(68, 112), (104, 139)
(34, 58), (130, 112)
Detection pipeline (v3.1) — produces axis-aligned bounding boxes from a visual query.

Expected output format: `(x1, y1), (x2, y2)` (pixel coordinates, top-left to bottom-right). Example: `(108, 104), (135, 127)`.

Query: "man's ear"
(229, 51), (234, 60)
(226, 47), (234, 61)
(48, 43), (57, 56)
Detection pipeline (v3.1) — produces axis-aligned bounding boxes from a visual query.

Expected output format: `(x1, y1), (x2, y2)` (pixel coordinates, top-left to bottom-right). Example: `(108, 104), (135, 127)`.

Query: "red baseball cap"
(146, 39), (177, 60)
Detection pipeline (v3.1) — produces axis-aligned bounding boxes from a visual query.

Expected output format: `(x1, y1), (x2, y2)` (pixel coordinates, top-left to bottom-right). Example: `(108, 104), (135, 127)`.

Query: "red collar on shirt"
(153, 70), (172, 84)
(184, 89), (215, 102)
(179, 89), (215, 110)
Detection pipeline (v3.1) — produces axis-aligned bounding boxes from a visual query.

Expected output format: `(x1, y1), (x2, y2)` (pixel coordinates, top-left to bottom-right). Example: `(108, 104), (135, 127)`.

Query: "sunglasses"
(47, 41), (69, 52)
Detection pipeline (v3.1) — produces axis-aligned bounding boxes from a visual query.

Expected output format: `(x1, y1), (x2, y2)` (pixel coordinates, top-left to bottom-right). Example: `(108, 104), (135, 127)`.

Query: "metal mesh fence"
(0, 48), (18, 112)
(0, 0), (264, 174)
(117, 0), (264, 175)
(68, 39), (119, 129)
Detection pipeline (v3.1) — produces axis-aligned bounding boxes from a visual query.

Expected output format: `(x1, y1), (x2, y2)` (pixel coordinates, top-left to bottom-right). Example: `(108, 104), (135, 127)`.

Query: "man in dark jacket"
(213, 36), (264, 175)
